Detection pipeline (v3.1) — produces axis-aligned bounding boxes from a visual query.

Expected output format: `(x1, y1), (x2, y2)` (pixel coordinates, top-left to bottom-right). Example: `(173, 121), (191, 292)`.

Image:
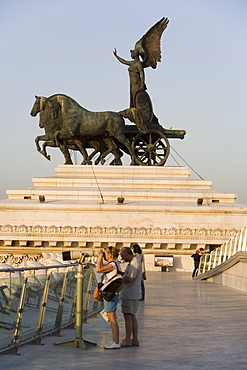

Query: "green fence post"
(8, 276), (28, 355)
(54, 260), (97, 349)
(52, 270), (69, 336)
(31, 272), (51, 345)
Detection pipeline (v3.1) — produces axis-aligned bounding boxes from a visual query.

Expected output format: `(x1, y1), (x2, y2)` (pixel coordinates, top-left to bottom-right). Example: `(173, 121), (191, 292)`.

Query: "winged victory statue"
(114, 17), (170, 133)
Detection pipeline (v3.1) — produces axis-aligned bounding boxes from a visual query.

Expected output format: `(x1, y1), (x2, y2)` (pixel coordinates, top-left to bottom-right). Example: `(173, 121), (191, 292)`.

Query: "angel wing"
(135, 17), (169, 69)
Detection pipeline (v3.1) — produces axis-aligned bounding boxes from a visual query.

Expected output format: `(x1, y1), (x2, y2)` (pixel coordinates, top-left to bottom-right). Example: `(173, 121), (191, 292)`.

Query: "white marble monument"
(0, 165), (247, 271)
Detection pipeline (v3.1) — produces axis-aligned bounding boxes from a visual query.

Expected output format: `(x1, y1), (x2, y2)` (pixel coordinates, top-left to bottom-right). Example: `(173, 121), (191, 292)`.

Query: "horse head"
(30, 96), (47, 117)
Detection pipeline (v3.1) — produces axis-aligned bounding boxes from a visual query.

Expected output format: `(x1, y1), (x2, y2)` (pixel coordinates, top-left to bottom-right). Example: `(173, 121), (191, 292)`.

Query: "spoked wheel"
(132, 129), (170, 166)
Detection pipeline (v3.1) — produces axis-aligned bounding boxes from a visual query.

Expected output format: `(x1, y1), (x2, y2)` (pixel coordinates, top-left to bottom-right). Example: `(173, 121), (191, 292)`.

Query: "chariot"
(123, 122), (186, 166)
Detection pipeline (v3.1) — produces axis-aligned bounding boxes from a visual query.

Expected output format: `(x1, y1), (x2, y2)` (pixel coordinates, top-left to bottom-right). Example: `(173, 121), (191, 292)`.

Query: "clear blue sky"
(1, 0), (247, 204)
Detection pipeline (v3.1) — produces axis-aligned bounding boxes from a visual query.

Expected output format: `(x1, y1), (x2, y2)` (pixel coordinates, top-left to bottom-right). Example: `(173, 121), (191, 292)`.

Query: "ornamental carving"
(47, 225), (58, 233)
(3, 224), (13, 232)
(91, 226), (103, 234)
(62, 226), (73, 233)
(0, 224), (240, 245)
(0, 255), (8, 263)
(197, 228), (207, 236)
(181, 228), (192, 236)
(17, 225), (28, 233)
(27, 255), (40, 261)
(33, 225), (43, 233)
(121, 227), (132, 235)
(106, 227), (118, 234)
(136, 227), (147, 235)
(226, 229), (238, 237)
(152, 227), (162, 235)
(12, 256), (23, 265)
(167, 227), (177, 236)
(211, 229), (223, 236)
(77, 226), (88, 234)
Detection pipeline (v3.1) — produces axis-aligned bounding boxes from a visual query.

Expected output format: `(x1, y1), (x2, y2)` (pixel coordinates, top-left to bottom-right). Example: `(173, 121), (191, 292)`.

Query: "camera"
(62, 250), (89, 261)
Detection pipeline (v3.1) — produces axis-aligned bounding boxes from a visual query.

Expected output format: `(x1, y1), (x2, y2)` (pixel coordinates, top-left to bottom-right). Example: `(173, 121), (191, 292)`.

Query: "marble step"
(6, 187), (236, 203)
(55, 165), (191, 178)
(31, 176), (213, 190)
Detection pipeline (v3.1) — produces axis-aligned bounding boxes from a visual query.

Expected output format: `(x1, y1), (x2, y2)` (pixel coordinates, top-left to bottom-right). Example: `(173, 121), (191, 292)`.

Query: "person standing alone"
(191, 249), (203, 278)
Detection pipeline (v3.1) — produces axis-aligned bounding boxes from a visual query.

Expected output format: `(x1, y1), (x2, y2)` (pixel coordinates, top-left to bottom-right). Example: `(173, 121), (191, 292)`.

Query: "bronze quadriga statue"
(31, 18), (186, 166)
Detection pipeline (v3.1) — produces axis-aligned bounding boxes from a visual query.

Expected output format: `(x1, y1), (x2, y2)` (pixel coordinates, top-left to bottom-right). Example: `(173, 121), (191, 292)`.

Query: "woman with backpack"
(96, 246), (121, 349)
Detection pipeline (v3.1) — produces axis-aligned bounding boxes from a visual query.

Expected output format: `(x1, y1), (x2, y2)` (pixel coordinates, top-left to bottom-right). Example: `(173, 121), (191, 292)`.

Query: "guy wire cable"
(170, 144), (204, 181)
(90, 164), (104, 204)
(169, 151), (180, 166)
(100, 153), (127, 201)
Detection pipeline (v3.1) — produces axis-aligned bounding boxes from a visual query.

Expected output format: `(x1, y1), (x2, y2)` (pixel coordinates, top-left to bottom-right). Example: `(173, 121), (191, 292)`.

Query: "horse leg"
(109, 148), (123, 165)
(98, 137), (115, 165)
(100, 137), (122, 165)
(54, 131), (73, 164)
(73, 139), (91, 165)
(86, 138), (108, 165)
(86, 139), (102, 164)
(113, 133), (136, 165)
(40, 140), (57, 160)
(59, 140), (73, 164)
(35, 134), (49, 152)
(106, 115), (136, 165)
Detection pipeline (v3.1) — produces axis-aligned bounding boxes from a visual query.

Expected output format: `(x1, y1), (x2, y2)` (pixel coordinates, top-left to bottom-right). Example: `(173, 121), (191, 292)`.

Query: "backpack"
(99, 262), (123, 302)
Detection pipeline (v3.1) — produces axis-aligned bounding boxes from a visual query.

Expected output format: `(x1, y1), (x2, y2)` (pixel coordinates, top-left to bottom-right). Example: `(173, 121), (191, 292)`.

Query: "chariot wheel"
(132, 129), (170, 166)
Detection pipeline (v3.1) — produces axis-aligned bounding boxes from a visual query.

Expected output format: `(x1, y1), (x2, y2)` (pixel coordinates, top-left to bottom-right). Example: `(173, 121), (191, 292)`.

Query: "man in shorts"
(120, 247), (142, 347)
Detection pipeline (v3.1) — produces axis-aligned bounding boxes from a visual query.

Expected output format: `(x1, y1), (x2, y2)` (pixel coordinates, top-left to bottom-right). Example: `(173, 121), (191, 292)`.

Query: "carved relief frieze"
(27, 255), (41, 262)
(106, 226), (118, 234)
(197, 228), (208, 236)
(166, 227), (177, 236)
(2, 224), (14, 232)
(0, 255), (8, 263)
(47, 225), (58, 234)
(33, 225), (43, 233)
(0, 224), (239, 242)
(91, 226), (103, 234)
(121, 227), (133, 235)
(77, 226), (88, 234)
(12, 255), (24, 266)
(16, 225), (29, 233)
(62, 226), (73, 234)
(136, 227), (148, 235)
(152, 227), (162, 235)
(226, 229), (238, 237)
(211, 228), (224, 236)
(181, 228), (193, 236)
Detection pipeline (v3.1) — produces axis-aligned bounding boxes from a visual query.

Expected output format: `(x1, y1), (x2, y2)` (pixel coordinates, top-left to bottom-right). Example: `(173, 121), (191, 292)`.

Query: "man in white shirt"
(120, 247), (142, 347)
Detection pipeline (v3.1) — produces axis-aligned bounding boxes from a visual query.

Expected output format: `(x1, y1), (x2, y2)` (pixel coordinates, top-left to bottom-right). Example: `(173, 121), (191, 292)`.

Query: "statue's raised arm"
(113, 48), (132, 66)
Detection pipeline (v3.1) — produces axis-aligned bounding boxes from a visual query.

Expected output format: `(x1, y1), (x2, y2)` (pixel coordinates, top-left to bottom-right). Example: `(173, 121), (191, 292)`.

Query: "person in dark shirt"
(191, 249), (203, 278)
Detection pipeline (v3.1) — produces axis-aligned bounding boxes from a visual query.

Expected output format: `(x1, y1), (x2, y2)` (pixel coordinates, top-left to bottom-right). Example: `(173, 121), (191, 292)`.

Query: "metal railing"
(198, 226), (247, 275)
(0, 261), (102, 354)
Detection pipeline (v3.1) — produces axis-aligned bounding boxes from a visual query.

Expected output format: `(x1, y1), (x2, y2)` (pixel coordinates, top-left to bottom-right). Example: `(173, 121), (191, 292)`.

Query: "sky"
(0, 0), (247, 204)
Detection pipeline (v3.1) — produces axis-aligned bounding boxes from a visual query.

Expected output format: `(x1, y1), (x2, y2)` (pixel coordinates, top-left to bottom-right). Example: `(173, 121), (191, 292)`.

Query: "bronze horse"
(30, 94), (135, 165)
